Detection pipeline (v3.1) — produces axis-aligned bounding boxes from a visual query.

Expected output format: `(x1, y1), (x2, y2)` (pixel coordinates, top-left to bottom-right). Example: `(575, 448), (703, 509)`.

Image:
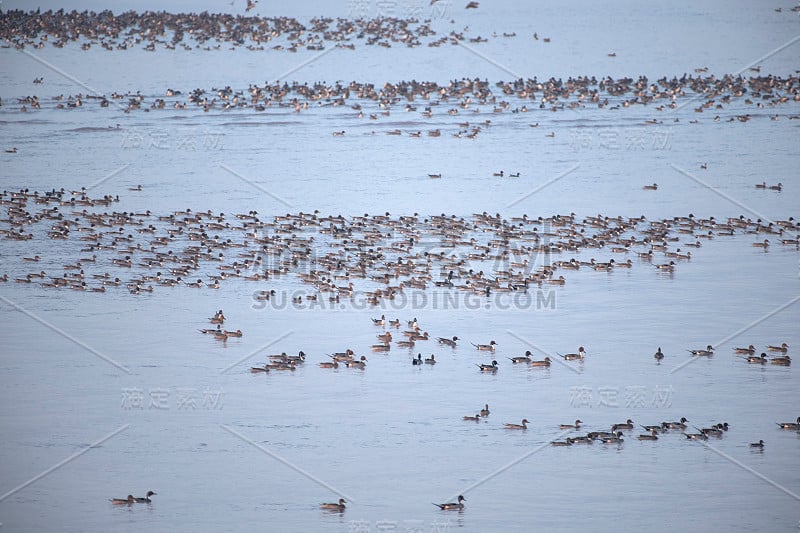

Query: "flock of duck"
(317, 410), (800, 512)
(1, 10), (444, 51)
(2, 188), (798, 299)
(8, 72), (800, 122)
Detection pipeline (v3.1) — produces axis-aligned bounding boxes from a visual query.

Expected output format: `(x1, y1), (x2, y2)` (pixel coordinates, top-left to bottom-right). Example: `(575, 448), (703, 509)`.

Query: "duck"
(688, 345), (714, 356)
(637, 430), (659, 441)
(477, 360), (498, 372)
(558, 347), (585, 360)
(319, 361), (339, 369)
(371, 342), (391, 352)
(770, 355), (791, 366)
(508, 351), (532, 363)
(766, 342), (789, 353)
(528, 356), (551, 367)
(776, 417), (800, 430)
(412, 353), (423, 365)
(320, 498), (346, 511)
(654, 347), (664, 361)
(250, 365), (270, 373)
(601, 432), (624, 444)
(372, 314), (385, 325)
(684, 432), (708, 440)
(612, 419), (634, 431)
(110, 495), (135, 505)
(504, 419), (529, 430)
(662, 417), (689, 430)
(480, 404), (490, 417)
(749, 439), (765, 448)
(733, 345), (756, 354)
(345, 356), (367, 368)
(559, 419), (582, 429)
(463, 414), (481, 421)
(134, 491), (156, 503)
(472, 340), (497, 351)
(743, 353), (767, 364)
(640, 424), (663, 433)
(424, 354), (436, 364)
(437, 336), (458, 347)
(433, 494), (465, 510)
(642, 183), (658, 190)
(699, 424), (725, 437)
(551, 438), (573, 446)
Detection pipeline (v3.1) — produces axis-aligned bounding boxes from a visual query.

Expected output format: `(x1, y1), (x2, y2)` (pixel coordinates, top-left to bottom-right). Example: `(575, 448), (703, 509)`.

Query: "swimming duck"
(472, 340), (497, 351)
(662, 417), (689, 430)
(345, 356), (367, 368)
(654, 347), (664, 361)
(372, 314), (385, 325)
(433, 495), (465, 510)
(480, 404), (490, 417)
(640, 424), (663, 433)
(528, 357), (551, 367)
(250, 365), (270, 373)
(612, 419), (634, 431)
(749, 439), (765, 448)
(134, 491), (156, 503)
(423, 354), (436, 364)
(320, 498), (346, 511)
(743, 353), (767, 364)
(463, 414), (481, 421)
(770, 355), (791, 366)
(508, 351), (532, 363)
(319, 361), (339, 369)
(776, 417), (800, 430)
(371, 342), (391, 351)
(110, 495), (135, 505)
(637, 430), (659, 441)
(733, 345), (756, 354)
(684, 432), (708, 440)
(688, 345), (714, 356)
(477, 360), (498, 372)
(437, 336), (458, 347)
(699, 424), (725, 437)
(412, 353), (423, 365)
(504, 419), (529, 430)
(551, 438), (573, 446)
(559, 419), (582, 429)
(559, 347), (585, 360)
(601, 432), (624, 444)
(766, 342), (789, 353)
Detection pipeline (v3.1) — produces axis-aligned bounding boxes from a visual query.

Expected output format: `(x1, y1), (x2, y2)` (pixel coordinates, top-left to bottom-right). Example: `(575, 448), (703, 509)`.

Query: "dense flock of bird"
(7, 74), (800, 124)
(2, 188), (798, 298)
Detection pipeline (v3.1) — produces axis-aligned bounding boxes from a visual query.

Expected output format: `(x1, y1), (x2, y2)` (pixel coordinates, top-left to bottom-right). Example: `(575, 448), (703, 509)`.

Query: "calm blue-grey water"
(1, 1), (799, 532)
